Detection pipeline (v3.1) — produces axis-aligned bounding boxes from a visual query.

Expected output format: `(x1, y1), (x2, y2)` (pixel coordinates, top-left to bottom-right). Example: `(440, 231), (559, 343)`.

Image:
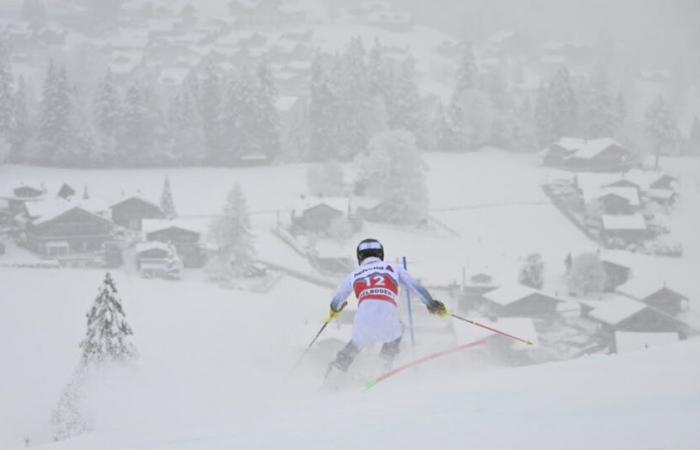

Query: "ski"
(365, 337), (489, 390)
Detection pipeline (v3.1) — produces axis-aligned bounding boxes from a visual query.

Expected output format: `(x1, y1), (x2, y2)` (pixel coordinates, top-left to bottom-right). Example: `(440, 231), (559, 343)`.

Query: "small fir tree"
(160, 176), (177, 219)
(79, 272), (137, 366)
(645, 95), (679, 169)
(209, 184), (255, 278)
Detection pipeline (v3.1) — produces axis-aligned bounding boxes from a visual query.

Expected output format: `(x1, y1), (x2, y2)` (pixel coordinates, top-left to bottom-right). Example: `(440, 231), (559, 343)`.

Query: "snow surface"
(2, 152), (700, 450)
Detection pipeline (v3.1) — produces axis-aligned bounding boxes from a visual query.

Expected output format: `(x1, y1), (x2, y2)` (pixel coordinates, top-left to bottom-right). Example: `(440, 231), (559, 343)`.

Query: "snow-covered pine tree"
(644, 95), (679, 169)
(219, 69), (258, 164)
(118, 83), (156, 166)
(255, 59), (281, 161)
(355, 130), (429, 224)
(518, 253), (544, 289)
(37, 61), (75, 164)
(687, 116), (700, 155)
(581, 61), (617, 139)
(448, 42), (492, 151)
(51, 368), (89, 441)
(198, 59), (223, 162)
(385, 56), (421, 132)
(93, 70), (120, 139)
(547, 66), (577, 139)
(335, 38), (371, 159)
(209, 184), (255, 278)
(160, 176), (177, 219)
(367, 37), (385, 97)
(308, 53), (339, 161)
(430, 102), (454, 151)
(167, 83), (205, 164)
(79, 272), (137, 366)
(534, 84), (552, 146)
(0, 37), (14, 139)
(9, 76), (31, 162)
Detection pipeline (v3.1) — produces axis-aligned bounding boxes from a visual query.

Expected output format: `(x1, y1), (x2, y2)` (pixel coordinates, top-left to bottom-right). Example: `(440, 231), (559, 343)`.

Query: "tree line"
(0, 36), (696, 168)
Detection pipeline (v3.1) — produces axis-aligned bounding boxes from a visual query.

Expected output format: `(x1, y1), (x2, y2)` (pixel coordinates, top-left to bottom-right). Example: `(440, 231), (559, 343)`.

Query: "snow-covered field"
(2, 152), (700, 450)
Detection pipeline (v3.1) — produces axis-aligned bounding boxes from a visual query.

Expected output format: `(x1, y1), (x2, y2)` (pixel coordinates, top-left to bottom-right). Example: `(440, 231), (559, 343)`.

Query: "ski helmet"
(356, 238), (384, 264)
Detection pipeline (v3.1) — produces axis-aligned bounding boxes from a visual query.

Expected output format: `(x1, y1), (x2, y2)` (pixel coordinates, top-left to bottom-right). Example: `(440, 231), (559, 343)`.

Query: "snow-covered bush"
(518, 253), (544, 289)
(567, 252), (606, 296)
(354, 130), (429, 224)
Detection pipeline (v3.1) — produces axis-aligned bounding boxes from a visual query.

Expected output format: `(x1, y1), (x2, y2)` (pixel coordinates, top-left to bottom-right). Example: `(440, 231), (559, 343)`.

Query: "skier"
(326, 238), (447, 375)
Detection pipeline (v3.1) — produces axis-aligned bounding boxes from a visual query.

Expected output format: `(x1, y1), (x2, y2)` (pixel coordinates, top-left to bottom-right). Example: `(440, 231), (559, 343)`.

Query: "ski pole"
(449, 313), (533, 346)
(289, 306), (344, 372)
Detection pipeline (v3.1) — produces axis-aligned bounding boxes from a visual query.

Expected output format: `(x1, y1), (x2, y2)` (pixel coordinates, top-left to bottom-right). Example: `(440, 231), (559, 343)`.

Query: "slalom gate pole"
(402, 256), (416, 349)
(450, 313), (533, 346)
(366, 337), (489, 390)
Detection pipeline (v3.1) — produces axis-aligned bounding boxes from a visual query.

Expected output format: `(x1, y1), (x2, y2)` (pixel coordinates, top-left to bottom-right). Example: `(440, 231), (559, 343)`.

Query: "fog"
(1, 1), (699, 450)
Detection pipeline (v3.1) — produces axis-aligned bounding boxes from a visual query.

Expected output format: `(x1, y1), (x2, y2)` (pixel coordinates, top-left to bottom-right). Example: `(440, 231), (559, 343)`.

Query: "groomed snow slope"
(2, 268), (700, 450)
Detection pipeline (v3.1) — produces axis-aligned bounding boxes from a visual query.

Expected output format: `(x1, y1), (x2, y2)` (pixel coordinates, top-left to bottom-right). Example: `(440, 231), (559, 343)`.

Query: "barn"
(110, 195), (164, 230)
(143, 219), (206, 268)
(565, 138), (634, 171)
(616, 278), (689, 316)
(482, 284), (563, 318)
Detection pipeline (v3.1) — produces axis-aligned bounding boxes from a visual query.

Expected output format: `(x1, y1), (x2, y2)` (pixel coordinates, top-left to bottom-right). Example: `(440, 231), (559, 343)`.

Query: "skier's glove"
(427, 299), (448, 317)
(328, 302), (346, 321)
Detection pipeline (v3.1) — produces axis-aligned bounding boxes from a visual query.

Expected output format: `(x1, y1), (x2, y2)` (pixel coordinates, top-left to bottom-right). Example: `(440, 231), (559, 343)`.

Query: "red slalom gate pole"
(365, 337), (489, 390)
(450, 313), (534, 346)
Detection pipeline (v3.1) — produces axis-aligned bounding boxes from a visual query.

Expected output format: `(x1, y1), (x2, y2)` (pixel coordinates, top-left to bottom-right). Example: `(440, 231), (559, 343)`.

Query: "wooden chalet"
(600, 214), (648, 243)
(542, 138), (633, 171)
(616, 279), (688, 316)
(582, 296), (688, 352)
(25, 204), (113, 256)
(143, 219), (206, 268)
(2, 183), (45, 216)
(291, 196), (353, 235)
(565, 138), (633, 171)
(110, 195), (164, 230)
(482, 284), (563, 318)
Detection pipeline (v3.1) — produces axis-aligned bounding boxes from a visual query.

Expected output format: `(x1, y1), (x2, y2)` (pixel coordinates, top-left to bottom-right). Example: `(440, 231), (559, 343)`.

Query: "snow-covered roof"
(582, 186), (641, 207)
(615, 331), (678, 354)
(26, 198), (109, 225)
(569, 138), (624, 160)
(110, 194), (160, 209)
(135, 241), (172, 254)
(588, 296), (646, 326)
(482, 284), (538, 306)
(616, 278), (685, 301)
(294, 196), (349, 215)
(601, 214), (647, 231)
(142, 218), (209, 236)
(553, 137), (586, 152)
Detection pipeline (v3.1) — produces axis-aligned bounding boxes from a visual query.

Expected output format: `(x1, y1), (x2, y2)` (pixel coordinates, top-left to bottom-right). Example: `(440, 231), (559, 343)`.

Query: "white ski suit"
(329, 256), (434, 349)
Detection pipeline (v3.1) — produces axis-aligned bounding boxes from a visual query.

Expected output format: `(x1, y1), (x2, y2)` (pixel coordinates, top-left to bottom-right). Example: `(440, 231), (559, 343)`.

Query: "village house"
(581, 295), (687, 353)
(582, 186), (641, 215)
(110, 195), (165, 230)
(24, 202), (114, 257)
(481, 284), (563, 319)
(541, 138), (634, 171)
(458, 271), (499, 312)
(291, 196), (362, 236)
(142, 219), (206, 268)
(600, 214), (648, 245)
(616, 278), (689, 316)
(2, 183), (45, 216)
